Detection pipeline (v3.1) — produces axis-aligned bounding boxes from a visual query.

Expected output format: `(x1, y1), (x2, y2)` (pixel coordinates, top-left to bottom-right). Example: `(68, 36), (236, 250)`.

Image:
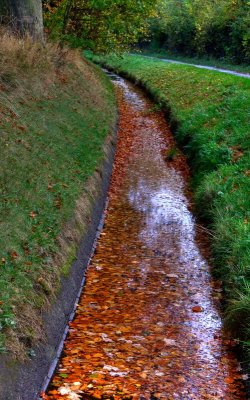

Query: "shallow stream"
(44, 75), (246, 399)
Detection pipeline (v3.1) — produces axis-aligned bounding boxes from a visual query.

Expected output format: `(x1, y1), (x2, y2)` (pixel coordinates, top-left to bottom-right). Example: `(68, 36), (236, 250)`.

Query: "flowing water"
(43, 75), (246, 400)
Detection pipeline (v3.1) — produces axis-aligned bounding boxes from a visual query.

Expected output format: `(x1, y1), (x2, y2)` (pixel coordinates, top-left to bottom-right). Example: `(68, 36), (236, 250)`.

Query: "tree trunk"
(0, 0), (44, 40)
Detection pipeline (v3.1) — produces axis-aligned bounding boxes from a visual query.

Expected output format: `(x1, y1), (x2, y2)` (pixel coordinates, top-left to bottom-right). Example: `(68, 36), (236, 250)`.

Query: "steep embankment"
(0, 33), (116, 362)
(90, 54), (250, 347)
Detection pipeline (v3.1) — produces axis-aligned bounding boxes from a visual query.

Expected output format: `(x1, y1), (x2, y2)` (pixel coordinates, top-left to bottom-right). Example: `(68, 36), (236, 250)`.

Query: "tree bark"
(0, 0), (44, 40)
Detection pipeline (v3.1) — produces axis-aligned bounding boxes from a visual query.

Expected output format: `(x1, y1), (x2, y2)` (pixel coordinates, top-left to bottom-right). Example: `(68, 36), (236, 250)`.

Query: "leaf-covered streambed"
(42, 75), (246, 399)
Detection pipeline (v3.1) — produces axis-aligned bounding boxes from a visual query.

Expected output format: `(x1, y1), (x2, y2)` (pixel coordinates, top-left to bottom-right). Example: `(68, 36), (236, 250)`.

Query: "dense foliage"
(148, 0), (250, 64)
(43, 0), (157, 52)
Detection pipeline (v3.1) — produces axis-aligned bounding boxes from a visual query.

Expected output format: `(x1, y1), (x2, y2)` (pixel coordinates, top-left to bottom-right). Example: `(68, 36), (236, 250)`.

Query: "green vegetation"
(43, 0), (157, 53)
(147, 0), (250, 64)
(0, 32), (116, 356)
(90, 53), (250, 345)
(139, 50), (250, 75)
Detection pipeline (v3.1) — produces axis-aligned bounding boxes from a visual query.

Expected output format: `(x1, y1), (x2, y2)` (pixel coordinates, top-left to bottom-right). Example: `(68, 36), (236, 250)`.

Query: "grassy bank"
(0, 33), (116, 357)
(90, 54), (250, 346)
(138, 50), (250, 74)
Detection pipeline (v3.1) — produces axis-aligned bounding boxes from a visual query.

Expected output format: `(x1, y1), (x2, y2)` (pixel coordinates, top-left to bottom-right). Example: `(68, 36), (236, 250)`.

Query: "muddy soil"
(43, 76), (246, 399)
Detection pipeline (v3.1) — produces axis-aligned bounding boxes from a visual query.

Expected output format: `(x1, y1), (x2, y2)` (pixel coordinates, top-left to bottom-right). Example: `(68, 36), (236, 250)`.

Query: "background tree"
(0, 0), (44, 39)
(44, 0), (158, 53)
(149, 0), (195, 54)
(148, 0), (250, 64)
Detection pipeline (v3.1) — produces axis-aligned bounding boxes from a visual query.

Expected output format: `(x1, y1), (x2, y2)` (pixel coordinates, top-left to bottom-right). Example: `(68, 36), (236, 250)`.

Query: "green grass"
(89, 53), (250, 346)
(0, 38), (116, 356)
(138, 49), (250, 74)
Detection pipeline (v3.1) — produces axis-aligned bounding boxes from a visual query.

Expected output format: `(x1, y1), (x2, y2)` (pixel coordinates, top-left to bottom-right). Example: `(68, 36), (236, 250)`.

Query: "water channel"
(43, 74), (246, 399)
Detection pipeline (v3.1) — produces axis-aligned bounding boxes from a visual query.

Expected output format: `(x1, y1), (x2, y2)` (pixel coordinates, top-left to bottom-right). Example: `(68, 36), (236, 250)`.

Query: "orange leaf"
(192, 305), (204, 313)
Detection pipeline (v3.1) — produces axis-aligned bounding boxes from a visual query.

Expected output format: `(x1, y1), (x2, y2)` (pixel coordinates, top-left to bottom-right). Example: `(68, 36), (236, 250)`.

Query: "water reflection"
(114, 76), (243, 393)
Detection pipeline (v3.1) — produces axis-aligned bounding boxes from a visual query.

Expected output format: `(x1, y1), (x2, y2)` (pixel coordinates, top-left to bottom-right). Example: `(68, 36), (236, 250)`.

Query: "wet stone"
(43, 77), (246, 399)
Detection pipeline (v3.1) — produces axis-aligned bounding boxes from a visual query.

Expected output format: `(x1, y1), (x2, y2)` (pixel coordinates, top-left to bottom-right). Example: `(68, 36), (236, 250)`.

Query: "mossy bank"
(90, 53), (250, 352)
(0, 33), (116, 398)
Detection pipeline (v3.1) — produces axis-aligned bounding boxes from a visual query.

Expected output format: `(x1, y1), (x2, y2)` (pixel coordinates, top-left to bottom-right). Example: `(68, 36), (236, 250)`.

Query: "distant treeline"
(148, 0), (250, 64)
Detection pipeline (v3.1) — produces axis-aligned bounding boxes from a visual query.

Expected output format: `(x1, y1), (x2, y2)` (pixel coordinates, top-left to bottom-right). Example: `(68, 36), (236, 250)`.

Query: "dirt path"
(43, 76), (246, 399)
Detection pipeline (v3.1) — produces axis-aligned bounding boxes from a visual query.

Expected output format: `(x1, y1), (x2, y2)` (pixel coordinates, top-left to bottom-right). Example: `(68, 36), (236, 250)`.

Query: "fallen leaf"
(29, 211), (37, 218)
(192, 305), (204, 313)
(17, 125), (27, 132)
(224, 377), (235, 384)
(11, 251), (18, 259)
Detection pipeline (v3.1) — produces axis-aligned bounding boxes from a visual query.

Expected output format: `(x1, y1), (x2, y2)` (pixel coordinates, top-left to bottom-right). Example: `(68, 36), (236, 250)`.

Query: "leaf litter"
(43, 76), (246, 399)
